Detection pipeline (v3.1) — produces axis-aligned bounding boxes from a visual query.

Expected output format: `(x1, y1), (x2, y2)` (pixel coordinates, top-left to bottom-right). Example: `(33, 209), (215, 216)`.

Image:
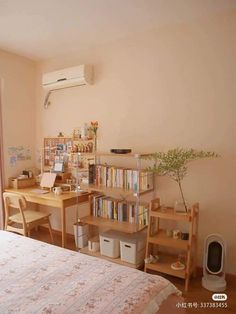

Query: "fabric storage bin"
(120, 233), (146, 265)
(100, 230), (125, 258)
(73, 222), (89, 248)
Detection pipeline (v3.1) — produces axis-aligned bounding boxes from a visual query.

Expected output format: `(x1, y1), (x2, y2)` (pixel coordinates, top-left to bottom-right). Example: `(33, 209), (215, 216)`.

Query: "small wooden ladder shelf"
(144, 198), (199, 291)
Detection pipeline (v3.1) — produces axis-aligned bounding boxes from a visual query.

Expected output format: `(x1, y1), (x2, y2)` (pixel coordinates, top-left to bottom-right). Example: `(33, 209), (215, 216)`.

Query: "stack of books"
(91, 194), (149, 226)
(89, 164), (153, 191)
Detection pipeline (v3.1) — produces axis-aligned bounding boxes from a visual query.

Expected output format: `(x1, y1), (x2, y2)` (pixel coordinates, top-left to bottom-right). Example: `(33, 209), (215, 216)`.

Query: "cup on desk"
(52, 187), (62, 195)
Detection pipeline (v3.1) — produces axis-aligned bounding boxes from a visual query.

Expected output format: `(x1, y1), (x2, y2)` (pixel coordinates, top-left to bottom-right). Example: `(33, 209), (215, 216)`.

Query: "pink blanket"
(0, 231), (181, 313)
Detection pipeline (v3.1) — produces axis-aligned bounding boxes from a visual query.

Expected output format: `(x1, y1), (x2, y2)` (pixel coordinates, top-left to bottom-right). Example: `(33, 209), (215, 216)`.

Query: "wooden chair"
(3, 192), (54, 243)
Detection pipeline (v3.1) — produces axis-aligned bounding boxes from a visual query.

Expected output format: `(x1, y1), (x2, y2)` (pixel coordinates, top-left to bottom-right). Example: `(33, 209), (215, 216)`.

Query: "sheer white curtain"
(0, 79), (5, 229)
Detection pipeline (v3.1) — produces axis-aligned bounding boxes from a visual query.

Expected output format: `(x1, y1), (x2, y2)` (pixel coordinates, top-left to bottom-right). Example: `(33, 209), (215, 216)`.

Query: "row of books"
(92, 194), (149, 226)
(89, 164), (153, 191)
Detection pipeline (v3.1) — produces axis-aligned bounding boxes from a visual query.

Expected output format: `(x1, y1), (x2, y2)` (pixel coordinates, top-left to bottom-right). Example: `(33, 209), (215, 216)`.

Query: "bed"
(0, 230), (184, 313)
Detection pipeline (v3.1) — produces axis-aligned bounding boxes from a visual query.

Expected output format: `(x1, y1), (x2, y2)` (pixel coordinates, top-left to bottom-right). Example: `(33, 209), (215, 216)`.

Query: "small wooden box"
(8, 177), (36, 189)
(55, 172), (71, 183)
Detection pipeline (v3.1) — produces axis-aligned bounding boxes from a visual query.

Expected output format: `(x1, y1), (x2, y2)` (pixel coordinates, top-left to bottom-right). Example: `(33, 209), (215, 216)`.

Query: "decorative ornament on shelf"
(90, 121), (98, 136)
(171, 261), (185, 271)
(90, 121), (98, 151)
(171, 253), (186, 270)
(144, 254), (159, 264)
(143, 148), (219, 213)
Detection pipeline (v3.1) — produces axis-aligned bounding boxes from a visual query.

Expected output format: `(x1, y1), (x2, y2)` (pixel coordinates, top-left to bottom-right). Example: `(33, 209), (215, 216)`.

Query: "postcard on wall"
(8, 146), (32, 166)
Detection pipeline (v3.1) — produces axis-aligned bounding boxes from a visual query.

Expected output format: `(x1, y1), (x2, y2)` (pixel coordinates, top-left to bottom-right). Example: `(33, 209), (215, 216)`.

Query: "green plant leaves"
(144, 148), (219, 182)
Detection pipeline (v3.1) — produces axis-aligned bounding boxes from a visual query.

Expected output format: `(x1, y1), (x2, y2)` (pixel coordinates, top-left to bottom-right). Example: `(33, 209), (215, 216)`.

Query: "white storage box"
(100, 230), (125, 259)
(120, 233), (146, 265)
(73, 222), (89, 248)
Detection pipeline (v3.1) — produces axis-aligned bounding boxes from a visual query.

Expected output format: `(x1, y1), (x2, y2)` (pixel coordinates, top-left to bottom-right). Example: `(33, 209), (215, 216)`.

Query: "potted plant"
(144, 148), (218, 212)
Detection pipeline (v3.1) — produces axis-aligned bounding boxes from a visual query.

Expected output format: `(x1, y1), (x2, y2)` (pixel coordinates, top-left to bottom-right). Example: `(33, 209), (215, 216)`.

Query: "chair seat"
(9, 210), (50, 224)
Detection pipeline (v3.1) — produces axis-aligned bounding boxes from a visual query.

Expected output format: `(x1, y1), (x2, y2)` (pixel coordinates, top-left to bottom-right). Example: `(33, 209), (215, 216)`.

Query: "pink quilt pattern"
(0, 231), (180, 313)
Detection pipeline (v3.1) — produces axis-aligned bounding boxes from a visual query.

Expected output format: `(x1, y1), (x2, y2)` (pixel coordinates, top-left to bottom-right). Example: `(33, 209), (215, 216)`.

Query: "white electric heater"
(202, 234), (226, 292)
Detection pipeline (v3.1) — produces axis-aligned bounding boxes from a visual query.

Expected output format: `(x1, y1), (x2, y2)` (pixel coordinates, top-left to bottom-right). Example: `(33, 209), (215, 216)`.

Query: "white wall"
(0, 49), (36, 183)
(36, 11), (236, 273)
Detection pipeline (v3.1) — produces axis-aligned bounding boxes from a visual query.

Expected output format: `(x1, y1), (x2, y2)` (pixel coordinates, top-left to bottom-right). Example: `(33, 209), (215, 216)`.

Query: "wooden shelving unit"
(79, 246), (144, 269)
(80, 183), (154, 198)
(145, 253), (186, 278)
(144, 198), (199, 291)
(80, 215), (147, 233)
(77, 152), (155, 268)
(147, 229), (190, 250)
(43, 137), (96, 171)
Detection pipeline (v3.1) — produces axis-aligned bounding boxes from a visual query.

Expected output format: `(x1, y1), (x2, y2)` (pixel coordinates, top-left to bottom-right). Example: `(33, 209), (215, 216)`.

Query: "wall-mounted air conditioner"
(42, 64), (93, 90)
(42, 64), (93, 108)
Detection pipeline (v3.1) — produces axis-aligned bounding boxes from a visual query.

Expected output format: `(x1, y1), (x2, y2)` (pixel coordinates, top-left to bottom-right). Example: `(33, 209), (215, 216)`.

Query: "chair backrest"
(3, 192), (27, 210)
(3, 192), (27, 228)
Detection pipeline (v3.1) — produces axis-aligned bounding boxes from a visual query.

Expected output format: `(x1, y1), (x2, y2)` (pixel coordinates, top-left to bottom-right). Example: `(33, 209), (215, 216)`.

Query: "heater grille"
(207, 241), (222, 273)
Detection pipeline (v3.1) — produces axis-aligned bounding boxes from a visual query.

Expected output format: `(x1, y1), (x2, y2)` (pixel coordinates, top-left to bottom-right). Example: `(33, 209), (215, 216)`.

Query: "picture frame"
(53, 161), (64, 173)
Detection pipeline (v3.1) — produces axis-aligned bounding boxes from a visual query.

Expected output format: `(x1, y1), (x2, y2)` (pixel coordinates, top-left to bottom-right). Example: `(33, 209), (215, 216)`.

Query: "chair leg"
(48, 219), (54, 244)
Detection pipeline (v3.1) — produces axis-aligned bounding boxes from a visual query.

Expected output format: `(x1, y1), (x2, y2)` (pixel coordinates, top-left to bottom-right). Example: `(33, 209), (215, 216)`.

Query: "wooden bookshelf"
(79, 246), (144, 269)
(145, 198), (199, 291)
(145, 253), (186, 278)
(76, 152), (154, 268)
(81, 215), (147, 233)
(147, 229), (191, 251)
(81, 183), (154, 198)
(150, 207), (192, 222)
(94, 152), (152, 158)
(69, 152), (152, 158)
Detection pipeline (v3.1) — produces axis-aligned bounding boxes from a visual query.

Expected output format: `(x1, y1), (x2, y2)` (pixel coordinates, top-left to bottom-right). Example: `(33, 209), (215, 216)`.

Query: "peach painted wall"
(0, 49), (36, 183)
(36, 11), (236, 274)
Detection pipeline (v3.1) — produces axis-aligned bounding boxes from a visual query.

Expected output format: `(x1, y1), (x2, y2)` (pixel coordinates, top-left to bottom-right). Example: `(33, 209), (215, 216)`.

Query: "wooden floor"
(31, 229), (236, 314)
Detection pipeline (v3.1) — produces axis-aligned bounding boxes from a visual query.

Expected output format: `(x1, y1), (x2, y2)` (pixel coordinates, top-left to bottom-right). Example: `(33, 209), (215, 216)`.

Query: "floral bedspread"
(0, 231), (180, 313)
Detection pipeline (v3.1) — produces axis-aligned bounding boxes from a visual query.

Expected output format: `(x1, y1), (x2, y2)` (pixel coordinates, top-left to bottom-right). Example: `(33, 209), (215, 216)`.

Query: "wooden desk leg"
(35, 203), (39, 232)
(61, 203), (66, 248)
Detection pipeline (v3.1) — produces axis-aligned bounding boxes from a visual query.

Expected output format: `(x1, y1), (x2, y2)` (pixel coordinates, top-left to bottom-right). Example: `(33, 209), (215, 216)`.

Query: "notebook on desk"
(30, 188), (50, 194)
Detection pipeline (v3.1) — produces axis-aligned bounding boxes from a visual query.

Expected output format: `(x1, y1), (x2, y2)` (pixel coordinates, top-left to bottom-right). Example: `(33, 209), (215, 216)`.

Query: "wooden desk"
(4, 187), (89, 248)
